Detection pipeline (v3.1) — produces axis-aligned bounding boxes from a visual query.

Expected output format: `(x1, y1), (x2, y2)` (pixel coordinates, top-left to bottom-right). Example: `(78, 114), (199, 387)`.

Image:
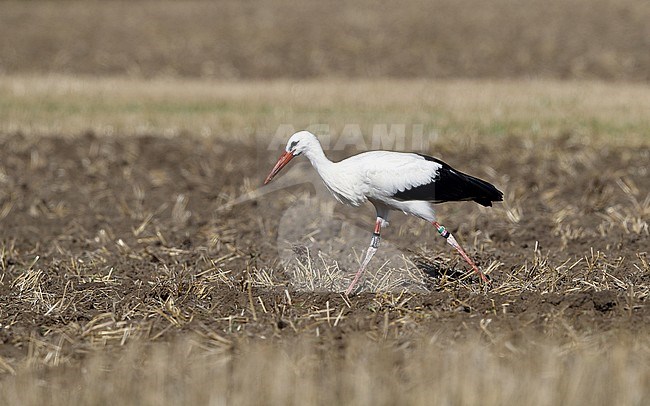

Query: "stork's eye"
(289, 140), (299, 150)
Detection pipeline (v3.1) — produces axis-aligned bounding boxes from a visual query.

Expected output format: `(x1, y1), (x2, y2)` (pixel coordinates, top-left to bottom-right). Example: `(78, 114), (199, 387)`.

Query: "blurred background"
(1, 0), (648, 81)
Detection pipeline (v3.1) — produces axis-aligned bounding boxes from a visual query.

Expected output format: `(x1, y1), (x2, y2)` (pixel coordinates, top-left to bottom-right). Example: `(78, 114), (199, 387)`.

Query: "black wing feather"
(392, 154), (503, 207)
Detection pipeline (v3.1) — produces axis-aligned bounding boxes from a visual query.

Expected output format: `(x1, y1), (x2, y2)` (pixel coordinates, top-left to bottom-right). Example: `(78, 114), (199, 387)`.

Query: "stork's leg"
(432, 221), (489, 283)
(345, 217), (383, 296)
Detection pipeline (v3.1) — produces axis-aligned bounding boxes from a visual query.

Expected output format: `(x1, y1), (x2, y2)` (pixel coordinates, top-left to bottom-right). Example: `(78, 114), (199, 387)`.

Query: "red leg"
(345, 218), (382, 296)
(432, 221), (489, 284)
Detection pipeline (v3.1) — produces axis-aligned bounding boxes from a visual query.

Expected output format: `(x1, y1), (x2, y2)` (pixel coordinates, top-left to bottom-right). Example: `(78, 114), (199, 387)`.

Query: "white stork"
(264, 130), (503, 295)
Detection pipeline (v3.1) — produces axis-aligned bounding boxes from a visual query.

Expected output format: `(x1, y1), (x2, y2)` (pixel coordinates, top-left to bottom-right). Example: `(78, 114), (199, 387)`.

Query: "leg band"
(370, 233), (381, 248)
(436, 224), (450, 239)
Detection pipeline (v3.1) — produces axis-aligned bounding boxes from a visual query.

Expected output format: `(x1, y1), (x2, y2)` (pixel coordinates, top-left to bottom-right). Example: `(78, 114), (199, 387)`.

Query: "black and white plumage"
(392, 154), (502, 207)
(264, 131), (503, 295)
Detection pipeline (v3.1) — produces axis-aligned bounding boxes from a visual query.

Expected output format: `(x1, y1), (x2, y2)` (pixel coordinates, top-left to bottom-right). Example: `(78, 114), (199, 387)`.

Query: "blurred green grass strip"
(0, 76), (648, 146)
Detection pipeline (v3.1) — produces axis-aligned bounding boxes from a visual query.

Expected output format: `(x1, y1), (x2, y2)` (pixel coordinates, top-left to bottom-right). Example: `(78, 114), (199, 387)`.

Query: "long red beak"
(264, 151), (294, 185)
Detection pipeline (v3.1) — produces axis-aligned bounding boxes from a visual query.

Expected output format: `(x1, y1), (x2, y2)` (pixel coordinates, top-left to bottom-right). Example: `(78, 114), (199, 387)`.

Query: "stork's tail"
(461, 172), (503, 207)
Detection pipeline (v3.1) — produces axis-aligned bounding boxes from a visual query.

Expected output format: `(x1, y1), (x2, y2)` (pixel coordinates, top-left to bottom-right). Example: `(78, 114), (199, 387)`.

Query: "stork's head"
(264, 131), (319, 185)
(284, 130), (319, 156)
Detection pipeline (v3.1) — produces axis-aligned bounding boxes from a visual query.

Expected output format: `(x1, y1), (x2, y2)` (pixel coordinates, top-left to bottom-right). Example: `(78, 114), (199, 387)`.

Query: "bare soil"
(0, 132), (648, 367)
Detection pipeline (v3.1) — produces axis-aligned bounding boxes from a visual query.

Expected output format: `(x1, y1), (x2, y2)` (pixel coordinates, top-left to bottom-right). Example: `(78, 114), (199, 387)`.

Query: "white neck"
(304, 141), (333, 174)
(303, 142), (363, 206)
